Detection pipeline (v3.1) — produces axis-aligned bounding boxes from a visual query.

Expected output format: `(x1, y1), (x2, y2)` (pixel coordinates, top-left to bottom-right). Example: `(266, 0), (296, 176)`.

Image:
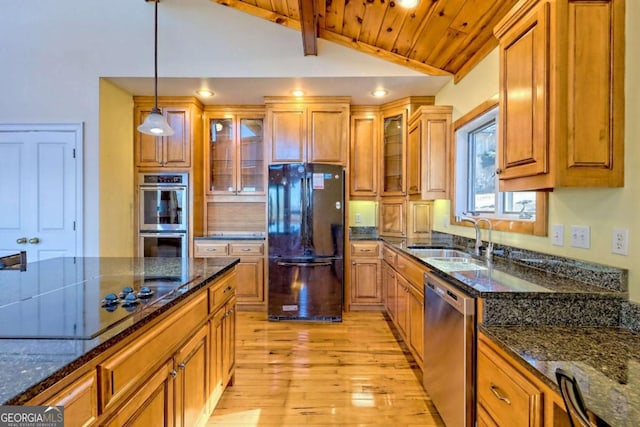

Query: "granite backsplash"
(432, 231), (637, 330)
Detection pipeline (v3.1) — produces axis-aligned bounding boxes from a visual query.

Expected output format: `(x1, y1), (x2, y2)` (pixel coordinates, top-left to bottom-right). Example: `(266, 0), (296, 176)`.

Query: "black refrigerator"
(267, 163), (344, 322)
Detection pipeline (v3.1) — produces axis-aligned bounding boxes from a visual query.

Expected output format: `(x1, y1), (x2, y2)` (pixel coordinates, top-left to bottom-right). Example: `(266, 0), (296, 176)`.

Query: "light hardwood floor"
(208, 311), (445, 426)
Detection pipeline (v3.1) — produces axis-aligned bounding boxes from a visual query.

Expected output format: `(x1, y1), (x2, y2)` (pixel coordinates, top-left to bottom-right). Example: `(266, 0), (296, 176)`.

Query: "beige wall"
(434, 1), (640, 302)
(99, 79), (135, 257)
(348, 201), (378, 227)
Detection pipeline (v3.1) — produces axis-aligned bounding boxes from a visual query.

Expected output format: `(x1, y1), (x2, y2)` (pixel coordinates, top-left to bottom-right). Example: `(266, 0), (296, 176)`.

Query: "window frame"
(450, 96), (548, 236)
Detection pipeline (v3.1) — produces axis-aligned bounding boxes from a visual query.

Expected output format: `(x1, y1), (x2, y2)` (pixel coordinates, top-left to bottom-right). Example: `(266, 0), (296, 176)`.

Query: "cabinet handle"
(170, 369), (178, 378)
(223, 286), (233, 293)
(28, 237), (40, 244)
(178, 362), (186, 369)
(495, 168), (503, 175)
(16, 237), (27, 244)
(206, 248), (217, 252)
(241, 248), (252, 252)
(489, 383), (511, 405)
(361, 249), (372, 252)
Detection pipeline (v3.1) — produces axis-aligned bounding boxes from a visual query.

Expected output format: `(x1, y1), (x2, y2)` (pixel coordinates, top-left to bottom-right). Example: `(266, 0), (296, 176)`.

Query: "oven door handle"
(139, 186), (186, 192)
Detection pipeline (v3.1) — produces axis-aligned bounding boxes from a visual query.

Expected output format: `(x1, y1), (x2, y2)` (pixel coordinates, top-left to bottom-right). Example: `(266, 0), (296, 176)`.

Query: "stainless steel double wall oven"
(138, 173), (189, 257)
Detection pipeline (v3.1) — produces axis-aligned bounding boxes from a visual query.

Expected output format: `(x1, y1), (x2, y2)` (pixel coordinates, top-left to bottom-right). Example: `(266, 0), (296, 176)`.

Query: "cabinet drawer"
(351, 242), (380, 258)
(230, 243), (264, 256)
(396, 252), (425, 286)
(195, 242), (228, 257)
(209, 271), (236, 312)
(382, 246), (397, 265)
(99, 291), (208, 412)
(477, 341), (542, 427)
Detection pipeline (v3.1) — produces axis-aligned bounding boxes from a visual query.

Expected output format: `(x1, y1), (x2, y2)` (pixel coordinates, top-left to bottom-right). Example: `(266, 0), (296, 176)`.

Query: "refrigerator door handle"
(277, 261), (332, 267)
(301, 176), (308, 248)
(305, 176), (313, 249)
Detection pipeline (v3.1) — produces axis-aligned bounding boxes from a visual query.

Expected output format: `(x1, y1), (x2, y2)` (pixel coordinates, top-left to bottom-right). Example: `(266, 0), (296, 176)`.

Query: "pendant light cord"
(154, 0), (159, 110)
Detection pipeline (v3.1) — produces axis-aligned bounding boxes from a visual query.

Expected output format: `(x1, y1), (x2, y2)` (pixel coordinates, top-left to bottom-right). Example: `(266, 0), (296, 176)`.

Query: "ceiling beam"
(297, 0), (317, 56)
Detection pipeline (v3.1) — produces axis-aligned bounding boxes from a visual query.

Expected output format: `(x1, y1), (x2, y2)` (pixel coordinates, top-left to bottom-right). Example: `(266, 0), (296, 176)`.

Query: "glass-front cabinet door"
(238, 117), (264, 193)
(210, 117), (234, 193)
(382, 112), (406, 195)
(206, 111), (265, 195)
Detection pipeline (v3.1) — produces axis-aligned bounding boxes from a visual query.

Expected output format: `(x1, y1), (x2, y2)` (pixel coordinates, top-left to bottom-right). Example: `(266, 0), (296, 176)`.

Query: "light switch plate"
(570, 225), (590, 249)
(551, 224), (564, 246)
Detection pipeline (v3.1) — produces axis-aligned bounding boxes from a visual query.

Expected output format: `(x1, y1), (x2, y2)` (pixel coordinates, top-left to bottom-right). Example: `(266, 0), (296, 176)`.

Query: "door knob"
(28, 237), (40, 244)
(16, 237), (27, 244)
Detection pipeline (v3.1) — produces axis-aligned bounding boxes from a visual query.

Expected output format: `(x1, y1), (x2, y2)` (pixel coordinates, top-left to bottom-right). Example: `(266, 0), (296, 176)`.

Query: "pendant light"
(138, 0), (174, 136)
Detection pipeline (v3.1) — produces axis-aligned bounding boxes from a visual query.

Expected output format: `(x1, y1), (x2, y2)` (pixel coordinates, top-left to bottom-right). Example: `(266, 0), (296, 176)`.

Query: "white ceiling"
(107, 75), (452, 106)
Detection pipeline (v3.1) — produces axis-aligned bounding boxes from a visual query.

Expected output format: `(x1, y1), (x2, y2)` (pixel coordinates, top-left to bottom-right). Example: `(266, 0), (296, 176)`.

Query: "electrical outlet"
(612, 228), (629, 255)
(355, 213), (362, 224)
(570, 225), (590, 249)
(551, 224), (564, 246)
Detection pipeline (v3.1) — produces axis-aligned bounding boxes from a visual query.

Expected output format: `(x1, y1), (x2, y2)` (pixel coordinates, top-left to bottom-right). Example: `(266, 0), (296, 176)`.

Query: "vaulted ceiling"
(212, 0), (519, 82)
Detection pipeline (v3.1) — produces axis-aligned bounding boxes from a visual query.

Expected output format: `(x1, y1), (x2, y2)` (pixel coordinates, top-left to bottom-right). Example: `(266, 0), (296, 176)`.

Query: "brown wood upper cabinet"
(134, 97), (203, 168)
(265, 97), (350, 165)
(407, 105), (452, 199)
(204, 107), (265, 196)
(349, 108), (380, 198)
(494, 0), (624, 191)
(381, 97), (435, 197)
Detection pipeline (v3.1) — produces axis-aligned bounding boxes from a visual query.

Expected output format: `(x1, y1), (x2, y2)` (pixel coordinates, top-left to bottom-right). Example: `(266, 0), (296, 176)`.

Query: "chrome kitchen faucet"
(458, 213), (493, 261)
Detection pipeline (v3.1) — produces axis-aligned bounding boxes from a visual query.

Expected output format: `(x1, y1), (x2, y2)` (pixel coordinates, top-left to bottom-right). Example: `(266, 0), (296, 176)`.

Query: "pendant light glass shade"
(138, 107), (175, 136)
(138, 0), (174, 137)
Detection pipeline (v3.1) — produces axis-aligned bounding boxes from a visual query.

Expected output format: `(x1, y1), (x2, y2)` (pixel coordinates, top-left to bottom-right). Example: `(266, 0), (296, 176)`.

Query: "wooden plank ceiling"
(212, 0), (518, 82)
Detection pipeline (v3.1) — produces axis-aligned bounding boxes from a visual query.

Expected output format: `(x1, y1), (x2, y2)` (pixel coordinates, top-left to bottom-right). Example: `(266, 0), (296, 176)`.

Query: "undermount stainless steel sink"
(407, 248), (472, 259)
(406, 248), (487, 271)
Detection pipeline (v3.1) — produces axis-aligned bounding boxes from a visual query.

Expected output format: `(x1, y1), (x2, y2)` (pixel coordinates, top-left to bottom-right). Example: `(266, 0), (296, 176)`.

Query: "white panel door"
(0, 128), (79, 262)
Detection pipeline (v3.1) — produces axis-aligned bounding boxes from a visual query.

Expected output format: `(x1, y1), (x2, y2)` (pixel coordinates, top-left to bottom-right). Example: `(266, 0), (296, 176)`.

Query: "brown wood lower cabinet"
(174, 325), (209, 427)
(102, 360), (175, 427)
(28, 268), (237, 427)
(382, 261), (397, 321)
(43, 371), (97, 427)
(477, 331), (572, 427)
(195, 240), (266, 310)
(349, 241), (382, 310)
(382, 244), (427, 369)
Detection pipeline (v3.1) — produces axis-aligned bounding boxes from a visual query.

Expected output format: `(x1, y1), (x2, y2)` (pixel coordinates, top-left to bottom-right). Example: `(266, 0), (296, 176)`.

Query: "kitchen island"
(0, 256), (239, 426)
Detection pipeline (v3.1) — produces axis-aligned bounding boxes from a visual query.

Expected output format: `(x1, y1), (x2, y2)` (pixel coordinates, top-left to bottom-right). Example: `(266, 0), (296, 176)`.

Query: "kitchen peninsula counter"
(381, 234), (633, 426)
(0, 256), (239, 406)
(481, 324), (640, 427)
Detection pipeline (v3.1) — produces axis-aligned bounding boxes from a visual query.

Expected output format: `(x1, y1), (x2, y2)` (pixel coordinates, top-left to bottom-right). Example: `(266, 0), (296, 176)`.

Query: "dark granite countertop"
(481, 325), (640, 427)
(382, 237), (624, 298)
(0, 256), (239, 405)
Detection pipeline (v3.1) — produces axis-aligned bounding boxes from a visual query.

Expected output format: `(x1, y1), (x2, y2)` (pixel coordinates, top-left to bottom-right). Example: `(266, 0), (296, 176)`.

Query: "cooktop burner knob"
(138, 286), (155, 299)
(121, 285), (134, 295)
(122, 292), (140, 307)
(102, 293), (120, 308)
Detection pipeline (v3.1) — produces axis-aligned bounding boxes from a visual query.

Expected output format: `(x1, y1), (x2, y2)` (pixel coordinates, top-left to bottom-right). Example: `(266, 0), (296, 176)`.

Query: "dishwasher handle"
(424, 272), (475, 316)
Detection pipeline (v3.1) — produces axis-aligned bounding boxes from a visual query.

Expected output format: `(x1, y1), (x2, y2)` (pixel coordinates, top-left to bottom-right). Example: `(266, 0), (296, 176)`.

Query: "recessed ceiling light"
(196, 89), (214, 97)
(371, 89), (388, 98)
(397, 0), (419, 8)
(291, 89), (305, 97)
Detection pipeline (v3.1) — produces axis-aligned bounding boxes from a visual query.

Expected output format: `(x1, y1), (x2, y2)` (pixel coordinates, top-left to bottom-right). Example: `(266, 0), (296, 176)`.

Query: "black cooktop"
(0, 257), (201, 340)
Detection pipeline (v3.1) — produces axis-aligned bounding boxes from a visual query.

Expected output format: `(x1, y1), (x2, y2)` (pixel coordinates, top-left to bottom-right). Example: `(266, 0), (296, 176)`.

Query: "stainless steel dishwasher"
(423, 271), (476, 427)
